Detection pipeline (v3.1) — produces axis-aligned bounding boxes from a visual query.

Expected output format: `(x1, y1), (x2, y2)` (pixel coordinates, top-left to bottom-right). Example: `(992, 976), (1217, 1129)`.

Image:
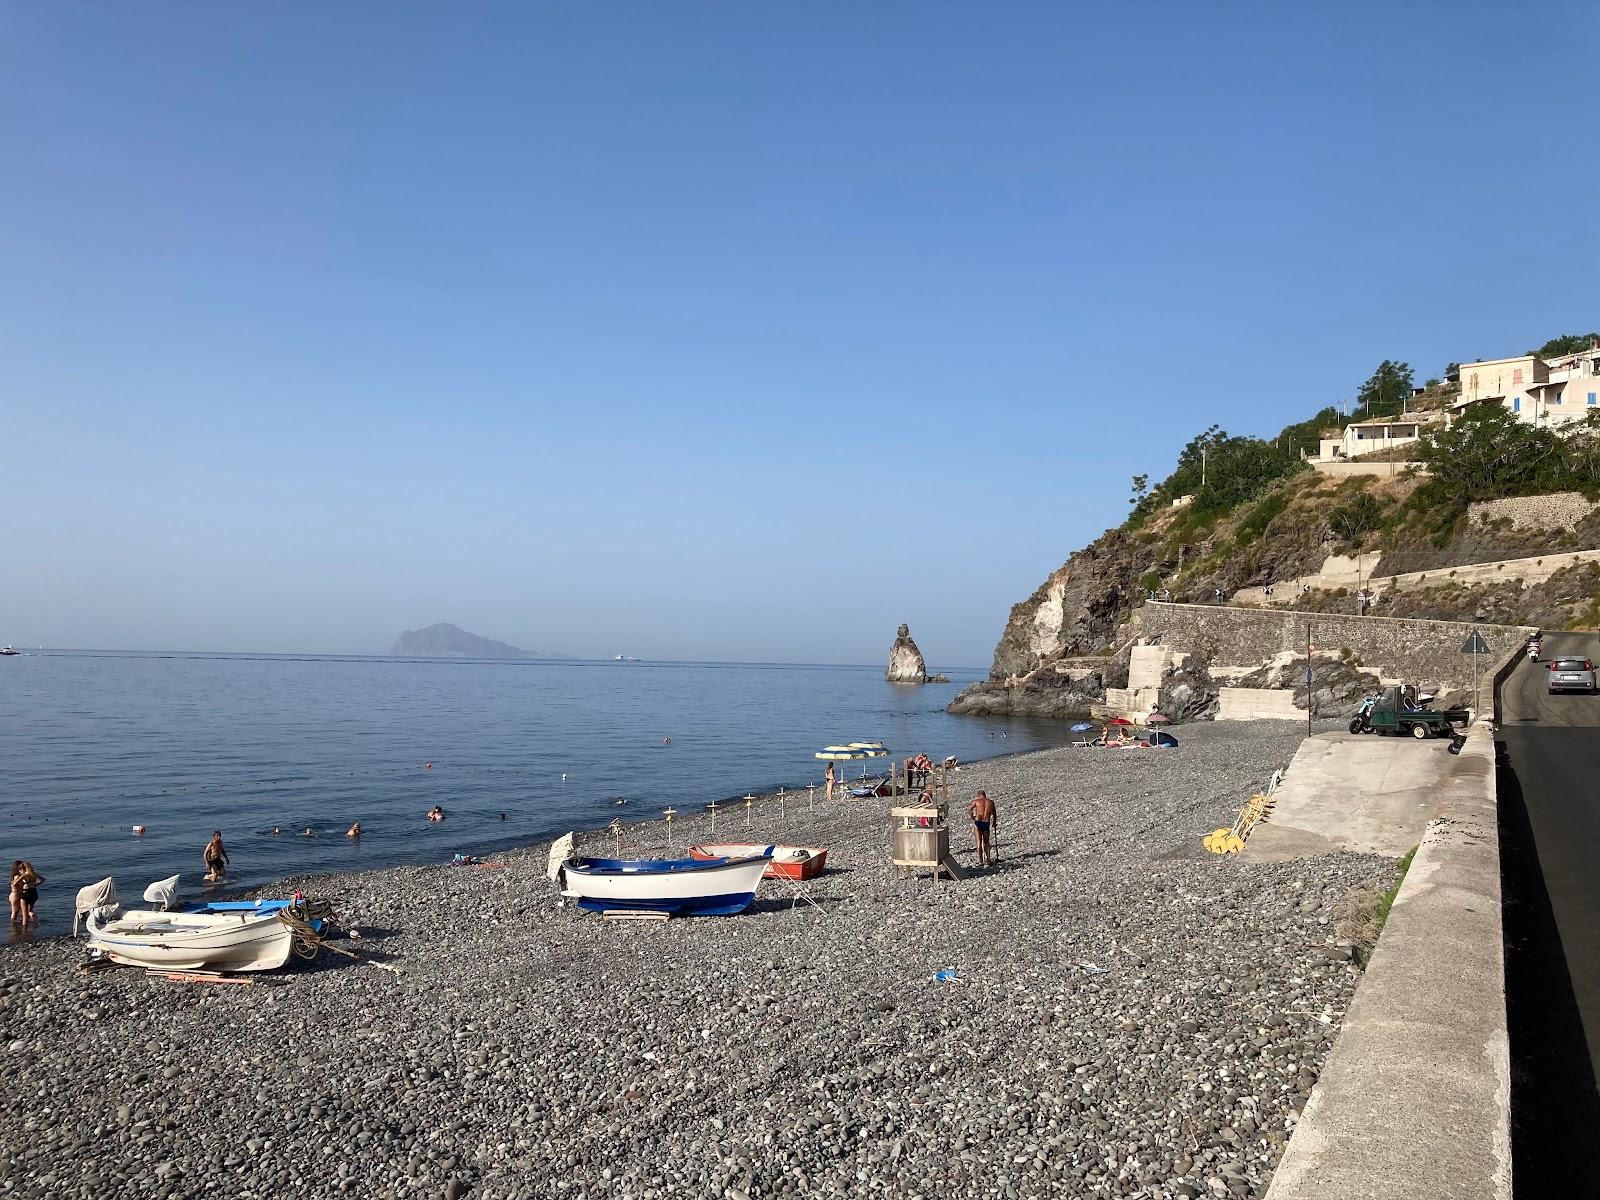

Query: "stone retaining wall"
(1263, 723), (1511, 1200)
(1216, 688), (1301, 721)
(1468, 490), (1597, 533)
(1310, 460), (1427, 478)
(1131, 602), (1532, 695)
(1377, 547), (1600, 594)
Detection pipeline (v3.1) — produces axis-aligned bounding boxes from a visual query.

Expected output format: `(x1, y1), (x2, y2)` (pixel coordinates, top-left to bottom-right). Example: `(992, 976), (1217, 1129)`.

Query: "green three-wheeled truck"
(1349, 686), (1471, 739)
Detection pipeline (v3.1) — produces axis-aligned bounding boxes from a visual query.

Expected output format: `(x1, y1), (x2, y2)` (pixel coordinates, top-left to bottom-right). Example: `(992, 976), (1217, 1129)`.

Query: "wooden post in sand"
(745, 795), (754, 829)
(806, 784), (815, 811)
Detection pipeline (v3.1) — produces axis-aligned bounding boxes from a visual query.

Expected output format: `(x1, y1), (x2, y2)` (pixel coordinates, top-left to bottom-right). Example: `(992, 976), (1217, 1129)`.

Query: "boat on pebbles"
(75, 877), (320, 973)
(547, 834), (770, 916)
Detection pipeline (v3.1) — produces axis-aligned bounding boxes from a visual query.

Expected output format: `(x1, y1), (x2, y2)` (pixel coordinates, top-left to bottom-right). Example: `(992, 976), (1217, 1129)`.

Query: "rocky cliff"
(885, 624), (928, 683)
(988, 528), (1154, 679)
(392, 623), (542, 659)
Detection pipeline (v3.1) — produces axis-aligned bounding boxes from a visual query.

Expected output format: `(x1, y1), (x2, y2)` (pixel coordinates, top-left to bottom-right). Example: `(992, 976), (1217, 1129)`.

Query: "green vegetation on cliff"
(981, 335), (1600, 680)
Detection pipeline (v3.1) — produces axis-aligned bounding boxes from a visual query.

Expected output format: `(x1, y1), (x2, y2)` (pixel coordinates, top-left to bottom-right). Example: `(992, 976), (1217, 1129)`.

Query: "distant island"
(390, 622), (568, 660)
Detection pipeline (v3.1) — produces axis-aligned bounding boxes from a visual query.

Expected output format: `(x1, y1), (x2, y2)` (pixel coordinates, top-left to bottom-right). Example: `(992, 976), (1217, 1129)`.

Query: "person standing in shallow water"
(203, 831), (228, 882)
(969, 790), (998, 867)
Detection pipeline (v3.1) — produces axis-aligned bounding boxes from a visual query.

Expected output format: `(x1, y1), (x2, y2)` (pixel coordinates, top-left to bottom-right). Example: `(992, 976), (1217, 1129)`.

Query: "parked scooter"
(1349, 691), (1382, 734)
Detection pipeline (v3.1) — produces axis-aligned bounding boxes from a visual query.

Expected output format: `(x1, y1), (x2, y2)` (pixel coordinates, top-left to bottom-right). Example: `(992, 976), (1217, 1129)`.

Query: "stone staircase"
(1104, 643), (1187, 719)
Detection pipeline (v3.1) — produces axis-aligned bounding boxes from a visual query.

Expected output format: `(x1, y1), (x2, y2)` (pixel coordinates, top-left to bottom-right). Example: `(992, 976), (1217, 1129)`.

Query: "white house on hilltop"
(1451, 340), (1600, 430)
(1309, 414), (1438, 468)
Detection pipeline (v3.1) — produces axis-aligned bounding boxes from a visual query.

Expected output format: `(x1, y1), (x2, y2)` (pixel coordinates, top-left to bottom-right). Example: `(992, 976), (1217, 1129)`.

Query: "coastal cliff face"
(989, 529), (1151, 679)
(885, 624), (928, 683)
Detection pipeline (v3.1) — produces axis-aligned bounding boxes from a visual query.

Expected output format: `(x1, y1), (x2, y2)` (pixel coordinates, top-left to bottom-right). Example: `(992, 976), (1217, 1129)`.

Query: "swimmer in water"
(346, 822), (361, 838)
(302, 826), (315, 837)
(270, 826), (281, 835)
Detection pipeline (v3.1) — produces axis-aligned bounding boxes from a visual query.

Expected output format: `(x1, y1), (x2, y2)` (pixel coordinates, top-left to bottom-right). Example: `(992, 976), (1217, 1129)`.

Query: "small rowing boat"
(688, 843), (828, 881)
(548, 836), (769, 916)
(85, 906), (297, 972)
(77, 877), (318, 972)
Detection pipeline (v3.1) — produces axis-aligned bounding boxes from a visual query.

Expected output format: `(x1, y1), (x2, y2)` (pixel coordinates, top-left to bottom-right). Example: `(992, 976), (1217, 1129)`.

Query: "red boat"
(688, 843), (828, 881)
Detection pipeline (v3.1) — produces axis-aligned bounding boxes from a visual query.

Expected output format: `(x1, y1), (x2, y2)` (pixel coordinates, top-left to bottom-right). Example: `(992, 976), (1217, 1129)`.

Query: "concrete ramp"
(1244, 731), (1460, 861)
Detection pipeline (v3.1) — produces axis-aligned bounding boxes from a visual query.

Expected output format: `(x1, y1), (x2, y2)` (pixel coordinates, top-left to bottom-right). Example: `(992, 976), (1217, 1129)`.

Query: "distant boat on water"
(612, 654), (642, 662)
(0, 646), (19, 656)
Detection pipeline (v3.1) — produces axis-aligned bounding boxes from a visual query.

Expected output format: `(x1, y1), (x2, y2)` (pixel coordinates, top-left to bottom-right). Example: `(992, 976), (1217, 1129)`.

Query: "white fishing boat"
(0, 646), (19, 656)
(547, 834), (769, 916)
(76, 878), (298, 972)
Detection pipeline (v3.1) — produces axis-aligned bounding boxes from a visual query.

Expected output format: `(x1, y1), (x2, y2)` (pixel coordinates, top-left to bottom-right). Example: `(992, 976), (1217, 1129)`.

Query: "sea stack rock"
(885, 623), (929, 684)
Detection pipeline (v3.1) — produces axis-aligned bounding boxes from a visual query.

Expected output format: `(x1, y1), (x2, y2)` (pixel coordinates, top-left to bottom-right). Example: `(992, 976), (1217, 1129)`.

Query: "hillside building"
(1450, 340), (1600, 430)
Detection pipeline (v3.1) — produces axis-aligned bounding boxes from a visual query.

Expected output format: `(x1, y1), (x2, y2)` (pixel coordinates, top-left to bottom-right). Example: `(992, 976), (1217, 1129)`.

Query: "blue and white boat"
(549, 836), (771, 916)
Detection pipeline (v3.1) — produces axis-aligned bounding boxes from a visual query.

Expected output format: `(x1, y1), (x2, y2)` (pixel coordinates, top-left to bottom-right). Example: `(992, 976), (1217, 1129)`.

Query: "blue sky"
(2, 2), (1596, 664)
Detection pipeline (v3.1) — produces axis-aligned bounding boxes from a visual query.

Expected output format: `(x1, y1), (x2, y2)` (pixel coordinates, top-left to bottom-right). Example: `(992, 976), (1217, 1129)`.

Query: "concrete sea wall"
(1263, 723), (1511, 1200)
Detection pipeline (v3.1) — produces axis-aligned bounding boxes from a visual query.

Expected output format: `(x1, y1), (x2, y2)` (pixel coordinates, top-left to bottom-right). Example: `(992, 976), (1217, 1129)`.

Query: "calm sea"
(1, 651), (1068, 935)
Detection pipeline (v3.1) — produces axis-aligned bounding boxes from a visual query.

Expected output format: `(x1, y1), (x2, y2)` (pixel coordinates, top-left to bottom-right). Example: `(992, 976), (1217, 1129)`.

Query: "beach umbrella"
(1147, 713), (1171, 724)
(1147, 731), (1179, 748)
(815, 742), (889, 779)
(1070, 722), (1094, 733)
(815, 745), (873, 760)
(1109, 717), (1134, 727)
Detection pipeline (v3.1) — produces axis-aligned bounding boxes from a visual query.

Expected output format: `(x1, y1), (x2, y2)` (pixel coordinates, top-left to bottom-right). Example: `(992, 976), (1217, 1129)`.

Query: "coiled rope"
(277, 898), (337, 960)
(276, 899), (403, 974)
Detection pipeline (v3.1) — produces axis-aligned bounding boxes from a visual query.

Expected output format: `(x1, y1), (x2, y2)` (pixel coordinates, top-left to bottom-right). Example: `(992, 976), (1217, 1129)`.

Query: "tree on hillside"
(1355, 360), (1414, 417)
(1412, 404), (1565, 511)
(1327, 492), (1385, 549)
(1532, 333), (1600, 358)
(1559, 410), (1600, 486)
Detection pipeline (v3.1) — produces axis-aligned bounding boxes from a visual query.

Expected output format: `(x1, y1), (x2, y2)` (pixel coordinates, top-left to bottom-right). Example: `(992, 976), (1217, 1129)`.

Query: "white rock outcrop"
(885, 623), (928, 684)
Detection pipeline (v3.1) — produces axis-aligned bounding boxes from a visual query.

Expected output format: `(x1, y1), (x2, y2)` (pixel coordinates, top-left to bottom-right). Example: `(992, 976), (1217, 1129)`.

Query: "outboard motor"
(72, 877), (119, 936)
(142, 874), (181, 911)
(1447, 731), (1468, 756)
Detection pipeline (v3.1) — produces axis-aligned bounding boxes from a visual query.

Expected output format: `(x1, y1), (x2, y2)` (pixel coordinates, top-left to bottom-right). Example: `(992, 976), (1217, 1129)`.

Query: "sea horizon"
(3, 650), (1052, 936)
(9, 646), (989, 674)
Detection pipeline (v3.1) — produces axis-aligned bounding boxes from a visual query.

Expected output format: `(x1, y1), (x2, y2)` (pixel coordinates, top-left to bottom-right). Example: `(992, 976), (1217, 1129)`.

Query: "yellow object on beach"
(1202, 792), (1275, 855)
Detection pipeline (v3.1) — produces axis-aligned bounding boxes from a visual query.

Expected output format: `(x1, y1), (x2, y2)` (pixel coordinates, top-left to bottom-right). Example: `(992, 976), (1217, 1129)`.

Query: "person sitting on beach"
(969, 791), (998, 867)
(203, 831), (229, 882)
(346, 822), (361, 838)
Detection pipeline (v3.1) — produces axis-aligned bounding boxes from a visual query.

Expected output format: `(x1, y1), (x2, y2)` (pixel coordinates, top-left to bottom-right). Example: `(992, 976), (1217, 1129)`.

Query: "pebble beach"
(1, 719), (1389, 1200)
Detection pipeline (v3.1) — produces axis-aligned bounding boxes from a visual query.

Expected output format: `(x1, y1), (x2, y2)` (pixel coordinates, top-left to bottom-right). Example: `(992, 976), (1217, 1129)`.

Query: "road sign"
(1461, 630), (1490, 656)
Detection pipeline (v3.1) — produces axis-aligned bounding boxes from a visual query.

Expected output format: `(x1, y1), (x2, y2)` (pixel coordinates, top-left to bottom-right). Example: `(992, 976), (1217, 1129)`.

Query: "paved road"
(1496, 632), (1600, 1196)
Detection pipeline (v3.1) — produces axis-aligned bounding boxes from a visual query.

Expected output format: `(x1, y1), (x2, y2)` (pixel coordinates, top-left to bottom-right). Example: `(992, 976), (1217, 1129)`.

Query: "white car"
(1547, 656), (1597, 695)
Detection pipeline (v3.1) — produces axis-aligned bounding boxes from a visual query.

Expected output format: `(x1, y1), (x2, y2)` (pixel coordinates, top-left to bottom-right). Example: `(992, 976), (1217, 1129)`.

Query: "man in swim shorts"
(969, 790), (998, 867)
(203, 830), (229, 882)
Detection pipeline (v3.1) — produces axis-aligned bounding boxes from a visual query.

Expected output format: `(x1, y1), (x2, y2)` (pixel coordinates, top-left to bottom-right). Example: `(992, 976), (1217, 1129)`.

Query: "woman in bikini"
(12, 862), (44, 926)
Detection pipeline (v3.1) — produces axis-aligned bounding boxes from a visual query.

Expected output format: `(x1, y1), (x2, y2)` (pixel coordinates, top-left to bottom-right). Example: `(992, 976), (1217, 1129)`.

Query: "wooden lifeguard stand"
(889, 762), (965, 882)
